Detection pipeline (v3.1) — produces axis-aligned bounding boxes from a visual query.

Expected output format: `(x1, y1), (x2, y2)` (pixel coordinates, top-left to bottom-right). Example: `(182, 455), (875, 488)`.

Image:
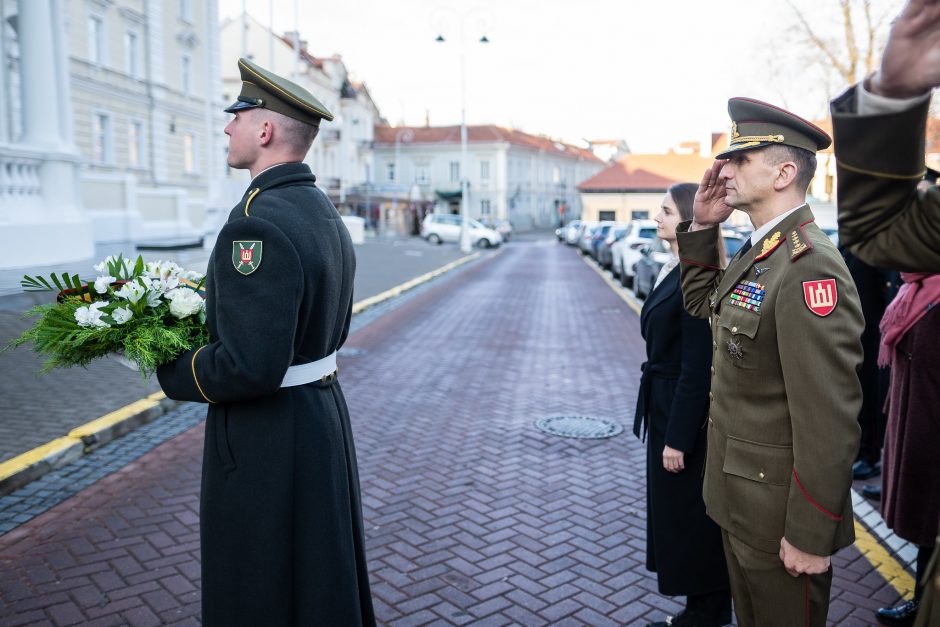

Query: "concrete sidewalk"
(0, 235), (469, 467)
(0, 237), (909, 625)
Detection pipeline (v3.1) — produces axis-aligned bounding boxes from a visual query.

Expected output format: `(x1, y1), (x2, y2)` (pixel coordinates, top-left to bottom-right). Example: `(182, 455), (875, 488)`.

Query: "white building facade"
(0, 0), (226, 269)
(373, 125), (604, 230)
(219, 13), (381, 210)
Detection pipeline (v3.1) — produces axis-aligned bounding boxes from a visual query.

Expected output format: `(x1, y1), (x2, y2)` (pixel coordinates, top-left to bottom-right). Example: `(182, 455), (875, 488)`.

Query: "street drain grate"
(338, 347), (366, 358)
(534, 415), (623, 439)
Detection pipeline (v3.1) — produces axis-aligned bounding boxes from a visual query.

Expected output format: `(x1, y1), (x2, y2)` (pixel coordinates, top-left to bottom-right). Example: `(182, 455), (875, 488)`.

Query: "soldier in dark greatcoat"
(157, 58), (375, 626)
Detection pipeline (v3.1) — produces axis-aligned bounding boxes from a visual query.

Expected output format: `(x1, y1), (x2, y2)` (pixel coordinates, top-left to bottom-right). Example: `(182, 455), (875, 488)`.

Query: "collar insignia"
(760, 231), (782, 256)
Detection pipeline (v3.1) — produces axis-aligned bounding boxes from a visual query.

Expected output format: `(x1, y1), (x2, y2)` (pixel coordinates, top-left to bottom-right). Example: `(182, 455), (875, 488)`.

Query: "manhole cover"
(338, 347), (366, 358)
(534, 415), (623, 439)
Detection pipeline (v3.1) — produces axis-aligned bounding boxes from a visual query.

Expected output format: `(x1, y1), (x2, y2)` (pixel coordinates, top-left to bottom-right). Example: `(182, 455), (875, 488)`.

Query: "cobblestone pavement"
(0, 238), (908, 625)
(0, 235), (468, 464)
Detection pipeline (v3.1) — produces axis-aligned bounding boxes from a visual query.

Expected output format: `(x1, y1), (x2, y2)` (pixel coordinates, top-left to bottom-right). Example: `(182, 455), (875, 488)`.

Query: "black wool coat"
(633, 267), (729, 596)
(157, 163), (375, 626)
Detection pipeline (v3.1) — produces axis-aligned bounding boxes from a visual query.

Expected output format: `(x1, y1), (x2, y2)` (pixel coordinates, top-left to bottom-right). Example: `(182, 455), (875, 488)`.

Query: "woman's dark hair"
(667, 181), (727, 265)
(667, 182), (698, 223)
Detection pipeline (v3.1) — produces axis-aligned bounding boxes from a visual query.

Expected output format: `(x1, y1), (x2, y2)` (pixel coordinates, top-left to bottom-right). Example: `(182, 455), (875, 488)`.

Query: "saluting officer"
(676, 98), (864, 627)
(157, 58), (375, 626)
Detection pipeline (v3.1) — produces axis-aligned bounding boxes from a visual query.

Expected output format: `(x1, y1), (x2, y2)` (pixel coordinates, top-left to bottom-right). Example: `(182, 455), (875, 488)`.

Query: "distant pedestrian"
(872, 271), (940, 626)
(156, 58), (375, 626)
(633, 182), (731, 627)
(678, 97), (864, 627)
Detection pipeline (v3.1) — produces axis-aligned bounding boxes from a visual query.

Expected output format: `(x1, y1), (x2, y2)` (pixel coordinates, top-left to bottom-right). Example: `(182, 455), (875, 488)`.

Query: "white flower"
(148, 275), (179, 296)
(114, 281), (147, 303)
(112, 306), (133, 324)
(93, 255), (117, 273)
(145, 289), (162, 308)
(94, 275), (116, 294)
(74, 301), (110, 328)
(146, 260), (183, 281)
(167, 288), (204, 319)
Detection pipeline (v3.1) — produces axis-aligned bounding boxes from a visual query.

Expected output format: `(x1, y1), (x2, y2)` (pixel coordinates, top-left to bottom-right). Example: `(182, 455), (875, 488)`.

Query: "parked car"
(565, 221), (584, 245)
(421, 214), (503, 248)
(482, 219), (513, 242)
(577, 222), (600, 254)
(611, 220), (658, 287)
(597, 224), (629, 270)
(632, 238), (672, 299)
(589, 222), (618, 260)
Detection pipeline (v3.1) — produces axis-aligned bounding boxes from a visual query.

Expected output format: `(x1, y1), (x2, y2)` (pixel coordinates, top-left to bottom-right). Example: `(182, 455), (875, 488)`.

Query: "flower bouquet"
(7, 254), (209, 376)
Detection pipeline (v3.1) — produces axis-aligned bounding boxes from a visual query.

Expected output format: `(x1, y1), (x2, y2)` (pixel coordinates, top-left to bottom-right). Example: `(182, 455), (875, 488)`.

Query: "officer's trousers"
(721, 529), (832, 627)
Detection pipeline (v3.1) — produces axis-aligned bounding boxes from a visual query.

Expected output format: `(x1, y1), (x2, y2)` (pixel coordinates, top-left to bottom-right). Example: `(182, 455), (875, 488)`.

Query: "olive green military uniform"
(677, 98), (864, 627)
(830, 86), (940, 272)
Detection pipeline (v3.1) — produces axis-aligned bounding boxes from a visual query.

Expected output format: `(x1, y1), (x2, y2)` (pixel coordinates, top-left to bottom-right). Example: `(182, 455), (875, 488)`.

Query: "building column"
(0, 0), (93, 269)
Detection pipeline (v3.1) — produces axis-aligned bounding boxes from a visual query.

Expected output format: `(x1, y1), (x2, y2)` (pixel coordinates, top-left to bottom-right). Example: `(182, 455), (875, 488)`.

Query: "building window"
(183, 132), (196, 173)
(88, 15), (105, 65)
(93, 113), (111, 163)
(415, 164), (430, 185)
(386, 163), (395, 182)
(599, 210), (616, 222)
(553, 166), (561, 184)
(480, 199), (491, 215)
(128, 120), (145, 168)
(480, 160), (490, 181)
(449, 161), (460, 183)
(179, 0), (192, 21)
(124, 31), (140, 77)
(181, 54), (192, 94)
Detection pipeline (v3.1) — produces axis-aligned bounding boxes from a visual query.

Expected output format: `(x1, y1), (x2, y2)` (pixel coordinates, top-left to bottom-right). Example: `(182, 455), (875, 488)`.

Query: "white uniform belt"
(280, 351), (337, 388)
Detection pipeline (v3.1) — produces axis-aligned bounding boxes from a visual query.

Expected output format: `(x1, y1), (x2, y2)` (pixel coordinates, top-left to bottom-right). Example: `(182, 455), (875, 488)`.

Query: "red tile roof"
(374, 125), (602, 162)
(577, 164), (677, 192)
(578, 152), (714, 192)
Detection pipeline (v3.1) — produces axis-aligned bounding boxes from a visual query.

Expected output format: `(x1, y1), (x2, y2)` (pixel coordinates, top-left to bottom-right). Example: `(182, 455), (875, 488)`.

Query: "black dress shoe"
(876, 599), (918, 626)
(647, 610), (697, 627)
(853, 459), (881, 479)
(862, 484), (882, 500)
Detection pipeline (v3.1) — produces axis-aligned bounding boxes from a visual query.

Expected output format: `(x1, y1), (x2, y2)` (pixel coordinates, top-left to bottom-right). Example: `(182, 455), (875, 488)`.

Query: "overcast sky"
(219, 0), (901, 153)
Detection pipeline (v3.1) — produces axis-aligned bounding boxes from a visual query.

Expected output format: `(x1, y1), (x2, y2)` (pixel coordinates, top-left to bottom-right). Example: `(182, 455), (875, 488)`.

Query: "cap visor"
(714, 141), (775, 160)
(223, 100), (261, 113)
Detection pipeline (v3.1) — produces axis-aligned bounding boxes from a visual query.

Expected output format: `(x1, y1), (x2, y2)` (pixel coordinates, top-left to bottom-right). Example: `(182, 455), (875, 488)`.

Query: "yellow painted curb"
(579, 252), (642, 316)
(1, 251), (489, 493)
(854, 519), (916, 600)
(580, 249), (917, 599)
(352, 251), (483, 315)
(0, 437), (79, 482)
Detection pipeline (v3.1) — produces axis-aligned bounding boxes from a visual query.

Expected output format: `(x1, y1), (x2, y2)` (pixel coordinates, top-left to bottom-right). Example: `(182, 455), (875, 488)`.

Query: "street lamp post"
(436, 15), (489, 253)
(391, 128), (413, 239)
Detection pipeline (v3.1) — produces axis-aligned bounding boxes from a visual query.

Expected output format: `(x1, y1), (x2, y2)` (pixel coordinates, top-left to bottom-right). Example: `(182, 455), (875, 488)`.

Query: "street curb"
(0, 250), (487, 496)
(0, 392), (178, 496)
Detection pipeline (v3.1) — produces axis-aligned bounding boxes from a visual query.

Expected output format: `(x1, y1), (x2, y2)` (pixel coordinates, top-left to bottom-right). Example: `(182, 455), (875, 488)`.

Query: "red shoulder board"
(803, 279), (838, 317)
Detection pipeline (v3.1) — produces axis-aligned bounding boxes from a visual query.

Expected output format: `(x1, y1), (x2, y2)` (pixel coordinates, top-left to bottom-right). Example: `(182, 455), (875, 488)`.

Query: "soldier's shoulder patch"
(803, 278), (838, 317)
(787, 222), (814, 262)
(233, 240), (262, 275)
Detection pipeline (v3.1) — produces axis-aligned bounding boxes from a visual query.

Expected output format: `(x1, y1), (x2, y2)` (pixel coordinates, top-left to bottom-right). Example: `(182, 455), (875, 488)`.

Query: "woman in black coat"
(633, 183), (731, 627)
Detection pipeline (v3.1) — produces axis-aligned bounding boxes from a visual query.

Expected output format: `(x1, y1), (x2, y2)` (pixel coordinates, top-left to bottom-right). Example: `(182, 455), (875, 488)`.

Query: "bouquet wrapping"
(8, 254), (209, 377)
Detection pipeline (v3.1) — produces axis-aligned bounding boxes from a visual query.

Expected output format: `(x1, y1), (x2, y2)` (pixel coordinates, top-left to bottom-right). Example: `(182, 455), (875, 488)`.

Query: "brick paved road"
(0, 238), (904, 625)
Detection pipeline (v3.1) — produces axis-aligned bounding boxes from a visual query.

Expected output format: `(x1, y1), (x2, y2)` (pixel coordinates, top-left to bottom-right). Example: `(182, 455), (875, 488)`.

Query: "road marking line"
(1, 251), (488, 491)
(579, 248), (916, 600)
(579, 252), (641, 315)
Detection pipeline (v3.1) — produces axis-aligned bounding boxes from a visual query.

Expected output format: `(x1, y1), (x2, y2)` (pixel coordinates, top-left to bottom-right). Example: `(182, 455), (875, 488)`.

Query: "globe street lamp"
(435, 13), (489, 253)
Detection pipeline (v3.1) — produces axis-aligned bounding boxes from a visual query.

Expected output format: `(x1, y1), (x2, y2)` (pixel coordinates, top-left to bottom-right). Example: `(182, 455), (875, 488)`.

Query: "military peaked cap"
(716, 97), (831, 159)
(224, 57), (334, 125)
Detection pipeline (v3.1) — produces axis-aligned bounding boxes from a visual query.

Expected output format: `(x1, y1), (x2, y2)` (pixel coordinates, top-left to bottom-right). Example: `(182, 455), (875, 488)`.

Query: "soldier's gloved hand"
(691, 160), (733, 231)
(662, 445), (685, 473)
(779, 537), (831, 577)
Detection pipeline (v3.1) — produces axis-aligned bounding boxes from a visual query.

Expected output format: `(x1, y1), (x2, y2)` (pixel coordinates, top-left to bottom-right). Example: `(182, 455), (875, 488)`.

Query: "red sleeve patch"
(802, 279), (838, 317)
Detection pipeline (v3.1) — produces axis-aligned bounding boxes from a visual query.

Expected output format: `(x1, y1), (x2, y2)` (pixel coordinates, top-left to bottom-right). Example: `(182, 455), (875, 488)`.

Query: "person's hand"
(870, 0), (940, 98)
(779, 537), (831, 577)
(691, 161), (733, 231)
(662, 445), (685, 473)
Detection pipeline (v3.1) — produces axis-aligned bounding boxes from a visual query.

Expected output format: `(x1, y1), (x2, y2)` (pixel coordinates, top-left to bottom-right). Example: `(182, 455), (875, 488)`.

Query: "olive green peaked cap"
(224, 57), (334, 125)
(716, 97), (831, 159)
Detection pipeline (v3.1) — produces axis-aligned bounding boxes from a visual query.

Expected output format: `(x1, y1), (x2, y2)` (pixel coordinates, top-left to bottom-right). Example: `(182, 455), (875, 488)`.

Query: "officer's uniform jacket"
(157, 162), (375, 626)
(831, 86), (940, 273)
(676, 205), (863, 557)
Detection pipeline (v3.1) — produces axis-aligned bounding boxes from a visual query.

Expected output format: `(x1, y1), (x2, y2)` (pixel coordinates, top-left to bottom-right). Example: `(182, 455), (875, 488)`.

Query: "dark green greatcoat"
(831, 86), (940, 272)
(157, 163), (375, 626)
(676, 206), (863, 558)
